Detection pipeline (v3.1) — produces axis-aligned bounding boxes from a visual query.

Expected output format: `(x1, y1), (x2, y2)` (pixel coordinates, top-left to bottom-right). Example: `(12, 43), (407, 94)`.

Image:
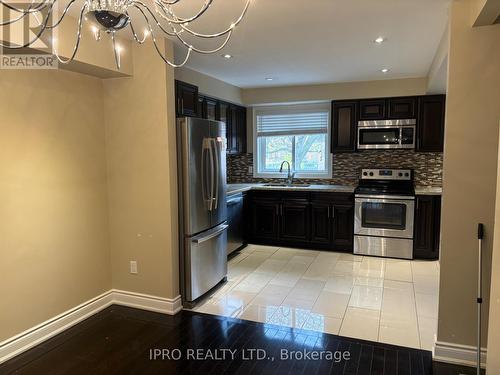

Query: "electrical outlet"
(130, 261), (138, 274)
(248, 166), (253, 174)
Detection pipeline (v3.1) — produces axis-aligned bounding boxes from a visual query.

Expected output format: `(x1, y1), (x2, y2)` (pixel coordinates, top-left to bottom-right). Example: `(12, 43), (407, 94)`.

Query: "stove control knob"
(398, 172), (403, 177)
(405, 172), (409, 177)
(369, 172), (374, 176)
(363, 172), (368, 176)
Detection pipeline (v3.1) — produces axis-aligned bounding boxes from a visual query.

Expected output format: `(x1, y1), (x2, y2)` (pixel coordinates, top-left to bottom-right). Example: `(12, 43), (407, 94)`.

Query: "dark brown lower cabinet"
(248, 198), (279, 241)
(332, 204), (355, 251)
(413, 195), (441, 259)
(247, 191), (354, 252)
(280, 198), (310, 242)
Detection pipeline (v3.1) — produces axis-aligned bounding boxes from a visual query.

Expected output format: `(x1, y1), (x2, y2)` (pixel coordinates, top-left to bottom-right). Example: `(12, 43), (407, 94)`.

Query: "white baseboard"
(0, 290), (114, 365)
(434, 341), (487, 368)
(112, 289), (183, 315)
(0, 289), (182, 365)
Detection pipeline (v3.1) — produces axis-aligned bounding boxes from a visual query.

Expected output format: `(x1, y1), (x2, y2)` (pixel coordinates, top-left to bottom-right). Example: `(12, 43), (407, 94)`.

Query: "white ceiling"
(171, 0), (451, 88)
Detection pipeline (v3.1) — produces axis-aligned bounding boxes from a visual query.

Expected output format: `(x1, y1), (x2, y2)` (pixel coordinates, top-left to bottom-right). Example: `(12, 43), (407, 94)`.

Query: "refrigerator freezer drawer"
(184, 223), (228, 302)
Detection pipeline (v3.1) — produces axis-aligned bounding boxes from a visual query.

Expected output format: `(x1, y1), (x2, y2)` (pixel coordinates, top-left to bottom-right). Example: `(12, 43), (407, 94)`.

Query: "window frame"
(252, 103), (332, 179)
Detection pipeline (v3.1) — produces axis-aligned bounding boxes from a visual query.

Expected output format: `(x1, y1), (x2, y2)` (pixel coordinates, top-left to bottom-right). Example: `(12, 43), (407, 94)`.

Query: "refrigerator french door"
(177, 117), (228, 304)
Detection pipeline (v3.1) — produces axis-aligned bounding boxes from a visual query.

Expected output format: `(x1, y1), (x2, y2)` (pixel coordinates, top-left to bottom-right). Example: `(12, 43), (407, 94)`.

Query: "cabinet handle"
(331, 206), (335, 219)
(327, 206), (331, 219)
(181, 98), (184, 113)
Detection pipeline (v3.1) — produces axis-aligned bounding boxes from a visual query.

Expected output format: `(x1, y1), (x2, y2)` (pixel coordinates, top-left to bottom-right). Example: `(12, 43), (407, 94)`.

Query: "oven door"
(355, 196), (415, 239)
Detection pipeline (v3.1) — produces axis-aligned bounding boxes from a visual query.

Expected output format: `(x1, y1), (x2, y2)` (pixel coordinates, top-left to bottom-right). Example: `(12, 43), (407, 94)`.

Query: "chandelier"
(0, 0), (251, 69)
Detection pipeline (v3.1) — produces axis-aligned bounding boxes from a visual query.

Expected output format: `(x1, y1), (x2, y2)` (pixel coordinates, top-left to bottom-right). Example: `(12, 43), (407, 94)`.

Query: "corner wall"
(103, 40), (179, 299)
(0, 70), (111, 341)
(437, 0), (500, 356)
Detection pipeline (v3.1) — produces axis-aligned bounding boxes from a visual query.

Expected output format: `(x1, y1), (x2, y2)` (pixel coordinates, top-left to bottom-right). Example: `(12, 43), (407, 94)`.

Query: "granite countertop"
(415, 186), (442, 195)
(227, 183), (442, 196)
(227, 183), (355, 195)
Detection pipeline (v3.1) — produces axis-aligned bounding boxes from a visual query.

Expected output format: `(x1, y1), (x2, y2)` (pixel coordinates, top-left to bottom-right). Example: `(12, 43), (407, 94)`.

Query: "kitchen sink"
(264, 183), (311, 188)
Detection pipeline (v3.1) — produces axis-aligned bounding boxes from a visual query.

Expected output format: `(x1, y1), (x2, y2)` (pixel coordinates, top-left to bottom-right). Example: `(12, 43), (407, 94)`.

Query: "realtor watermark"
(149, 348), (351, 362)
(0, 1), (58, 69)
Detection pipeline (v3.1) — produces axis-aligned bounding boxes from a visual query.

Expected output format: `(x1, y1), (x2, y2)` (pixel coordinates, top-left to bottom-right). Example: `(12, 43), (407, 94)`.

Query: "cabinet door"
(331, 101), (357, 153)
(332, 204), (354, 251)
(279, 199), (310, 242)
(197, 96), (206, 119)
(388, 97), (417, 119)
(227, 105), (239, 154)
(217, 102), (232, 152)
(310, 202), (332, 245)
(235, 106), (247, 154)
(205, 98), (218, 121)
(175, 80), (198, 117)
(414, 195), (441, 259)
(359, 99), (386, 120)
(417, 95), (446, 152)
(249, 199), (279, 241)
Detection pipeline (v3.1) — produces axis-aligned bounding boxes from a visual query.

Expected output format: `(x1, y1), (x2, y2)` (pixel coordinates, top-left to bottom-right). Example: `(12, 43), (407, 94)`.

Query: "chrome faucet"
(279, 161), (295, 185)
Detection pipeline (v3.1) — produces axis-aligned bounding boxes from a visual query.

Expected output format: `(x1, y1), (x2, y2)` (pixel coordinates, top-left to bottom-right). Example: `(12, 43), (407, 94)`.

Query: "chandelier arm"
(0, 8), (30, 25)
(126, 16), (147, 44)
(0, 0), (50, 26)
(132, 3), (191, 68)
(0, 0), (53, 14)
(153, 0), (213, 24)
(52, 3), (86, 64)
(132, 1), (177, 36)
(168, 0), (250, 39)
(45, 0), (78, 29)
(0, 1), (54, 48)
(156, 0), (181, 5)
(132, 0), (176, 36)
(174, 27), (233, 54)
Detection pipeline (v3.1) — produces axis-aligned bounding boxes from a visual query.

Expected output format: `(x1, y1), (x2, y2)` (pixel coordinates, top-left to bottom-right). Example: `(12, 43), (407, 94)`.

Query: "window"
(253, 104), (331, 178)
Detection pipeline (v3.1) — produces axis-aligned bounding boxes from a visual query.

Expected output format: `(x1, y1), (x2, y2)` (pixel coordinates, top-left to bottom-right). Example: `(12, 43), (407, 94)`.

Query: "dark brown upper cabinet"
(175, 80), (198, 118)
(331, 101), (358, 153)
(205, 97), (218, 121)
(358, 99), (386, 120)
(417, 95), (446, 152)
(387, 97), (417, 119)
(218, 102), (247, 155)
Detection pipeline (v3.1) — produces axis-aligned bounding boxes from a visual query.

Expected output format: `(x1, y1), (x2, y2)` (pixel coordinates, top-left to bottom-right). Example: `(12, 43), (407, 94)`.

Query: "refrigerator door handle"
(211, 138), (221, 210)
(207, 138), (215, 211)
(202, 138), (212, 211)
(192, 224), (228, 244)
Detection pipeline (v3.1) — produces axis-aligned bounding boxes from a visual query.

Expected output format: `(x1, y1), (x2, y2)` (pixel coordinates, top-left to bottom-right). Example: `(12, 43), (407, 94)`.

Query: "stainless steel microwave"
(357, 119), (416, 150)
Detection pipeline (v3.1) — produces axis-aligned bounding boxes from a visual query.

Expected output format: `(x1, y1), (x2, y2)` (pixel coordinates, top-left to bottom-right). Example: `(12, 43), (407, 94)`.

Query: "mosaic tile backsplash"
(227, 151), (443, 187)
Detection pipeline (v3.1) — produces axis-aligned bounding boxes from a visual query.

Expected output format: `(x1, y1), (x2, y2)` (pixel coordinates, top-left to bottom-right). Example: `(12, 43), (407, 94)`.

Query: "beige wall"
(104, 40), (179, 299)
(175, 67), (243, 105)
(438, 0), (500, 350)
(242, 77), (427, 105)
(487, 121), (500, 373)
(0, 70), (111, 341)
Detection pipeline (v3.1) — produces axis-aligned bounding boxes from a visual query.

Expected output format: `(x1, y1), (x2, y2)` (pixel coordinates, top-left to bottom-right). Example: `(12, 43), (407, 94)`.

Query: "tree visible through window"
(255, 105), (330, 177)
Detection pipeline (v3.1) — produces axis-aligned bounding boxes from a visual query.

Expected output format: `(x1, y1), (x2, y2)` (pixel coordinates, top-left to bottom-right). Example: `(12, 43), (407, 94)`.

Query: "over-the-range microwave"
(357, 119), (416, 150)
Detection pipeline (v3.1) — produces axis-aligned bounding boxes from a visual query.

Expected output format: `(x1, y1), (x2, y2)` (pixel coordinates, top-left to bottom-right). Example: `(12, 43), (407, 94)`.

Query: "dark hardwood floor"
(0, 305), (478, 375)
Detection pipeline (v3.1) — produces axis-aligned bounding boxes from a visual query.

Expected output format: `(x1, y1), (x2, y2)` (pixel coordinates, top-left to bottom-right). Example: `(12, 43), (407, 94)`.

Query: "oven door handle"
(355, 194), (415, 201)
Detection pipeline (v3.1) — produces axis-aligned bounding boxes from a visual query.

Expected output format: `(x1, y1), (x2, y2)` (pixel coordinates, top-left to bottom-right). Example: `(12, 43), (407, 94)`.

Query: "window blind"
(256, 109), (329, 137)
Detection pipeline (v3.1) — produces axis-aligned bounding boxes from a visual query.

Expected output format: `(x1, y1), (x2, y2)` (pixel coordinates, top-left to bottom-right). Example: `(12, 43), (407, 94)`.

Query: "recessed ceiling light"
(374, 37), (385, 44)
(222, 54), (233, 59)
(265, 77), (274, 81)
(381, 68), (390, 73)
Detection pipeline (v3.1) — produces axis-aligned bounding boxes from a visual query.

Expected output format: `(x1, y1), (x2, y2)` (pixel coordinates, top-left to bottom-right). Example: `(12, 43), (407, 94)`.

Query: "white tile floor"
(193, 244), (440, 351)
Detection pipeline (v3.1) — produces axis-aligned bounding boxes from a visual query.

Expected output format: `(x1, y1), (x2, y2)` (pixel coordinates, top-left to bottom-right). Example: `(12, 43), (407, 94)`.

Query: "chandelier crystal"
(0, 0), (251, 69)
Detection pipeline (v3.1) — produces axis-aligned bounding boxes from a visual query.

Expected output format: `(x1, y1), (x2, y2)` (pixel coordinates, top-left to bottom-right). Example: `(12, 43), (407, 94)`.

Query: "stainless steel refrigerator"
(177, 117), (228, 305)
